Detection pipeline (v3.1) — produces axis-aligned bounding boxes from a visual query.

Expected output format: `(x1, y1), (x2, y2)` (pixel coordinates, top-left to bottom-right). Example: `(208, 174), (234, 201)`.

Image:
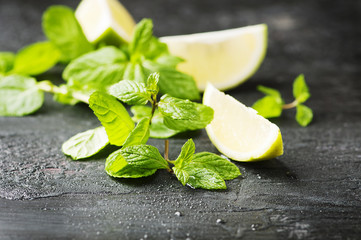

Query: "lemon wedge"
(75, 0), (136, 45)
(203, 83), (283, 162)
(160, 24), (267, 91)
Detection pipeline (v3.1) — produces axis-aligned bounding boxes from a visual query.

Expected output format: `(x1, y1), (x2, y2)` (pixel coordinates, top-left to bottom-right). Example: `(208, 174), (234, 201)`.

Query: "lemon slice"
(203, 83), (283, 162)
(160, 24), (267, 91)
(75, 0), (136, 45)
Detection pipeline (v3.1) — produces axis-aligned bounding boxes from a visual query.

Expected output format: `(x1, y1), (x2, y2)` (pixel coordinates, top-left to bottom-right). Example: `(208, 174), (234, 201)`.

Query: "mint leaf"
(155, 55), (184, 68)
(108, 80), (150, 105)
(130, 105), (152, 121)
(62, 126), (109, 160)
(174, 139), (195, 168)
(0, 52), (15, 74)
(122, 63), (147, 83)
(189, 152), (241, 180)
(183, 167), (226, 190)
(143, 61), (200, 100)
(173, 167), (189, 186)
(123, 117), (150, 148)
(171, 140), (240, 189)
(296, 104), (313, 127)
(146, 72), (159, 96)
(121, 144), (169, 170)
(130, 106), (180, 139)
(252, 85), (284, 118)
(12, 41), (61, 76)
(129, 19), (153, 57)
(63, 46), (127, 92)
(42, 5), (94, 62)
(105, 149), (157, 178)
(293, 74), (310, 104)
(252, 96), (283, 118)
(257, 85), (282, 98)
(158, 95), (214, 131)
(89, 92), (134, 146)
(0, 75), (43, 116)
(144, 37), (169, 60)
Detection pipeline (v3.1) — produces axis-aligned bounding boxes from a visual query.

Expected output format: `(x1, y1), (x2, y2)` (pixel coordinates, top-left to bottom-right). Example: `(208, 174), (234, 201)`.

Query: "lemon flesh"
(160, 24), (267, 91)
(75, 0), (135, 45)
(203, 83), (283, 162)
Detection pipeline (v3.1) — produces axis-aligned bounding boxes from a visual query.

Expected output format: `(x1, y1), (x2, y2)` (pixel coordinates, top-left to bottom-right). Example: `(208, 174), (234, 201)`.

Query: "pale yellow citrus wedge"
(203, 83), (283, 162)
(160, 24), (267, 91)
(75, 0), (135, 45)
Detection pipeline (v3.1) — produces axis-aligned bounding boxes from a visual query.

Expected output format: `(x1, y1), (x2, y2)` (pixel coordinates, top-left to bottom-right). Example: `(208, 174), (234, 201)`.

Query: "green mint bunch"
(62, 73), (240, 189)
(0, 6), (199, 117)
(60, 18), (200, 105)
(0, 6), (95, 116)
(252, 74), (313, 127)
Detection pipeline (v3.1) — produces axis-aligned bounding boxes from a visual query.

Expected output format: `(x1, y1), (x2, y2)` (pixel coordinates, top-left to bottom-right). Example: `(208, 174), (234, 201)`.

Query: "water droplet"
(216, 219), (225, 224)
(174, 211), (182, 217)
(251, 223), (260, 231)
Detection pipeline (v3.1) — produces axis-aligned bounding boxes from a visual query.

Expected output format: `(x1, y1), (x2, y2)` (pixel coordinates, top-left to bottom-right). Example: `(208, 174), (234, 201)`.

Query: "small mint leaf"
(146, 72), (160, 96)
(252, 96), (283, 118)
(296, 104), (313, 127)
(293, 74), (310, 104)
(42, 6), (94, 62)
(158, 94), (214, 131)
(62, 126), (109, 160)
(257, 85), (282, 99)
(123, 117), (150, 148)
(155, 55), (184, 68)
(105, 149), (157, 178)
(63, 46), (127, 92)
(190, 153), (241, 180)
(143, 61), (200, 100)
(121, 144), (169, 170)
(174, 139), (195, 168)
(0, 75), (44, 116)
(130, 105), (180, 139)
(108, 80), (150, 105)
(184, 167), (226, 190)
(12, 41), (60, 76)
(173, 166), (189, 186)
(123, 63), (146, 83)
(129, 19), (153, 56)
(89, 92), (134, 146)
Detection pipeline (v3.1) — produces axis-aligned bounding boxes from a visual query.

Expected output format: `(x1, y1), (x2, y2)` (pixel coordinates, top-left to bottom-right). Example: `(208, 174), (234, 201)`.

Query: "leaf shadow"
(235, 158), (298, 182)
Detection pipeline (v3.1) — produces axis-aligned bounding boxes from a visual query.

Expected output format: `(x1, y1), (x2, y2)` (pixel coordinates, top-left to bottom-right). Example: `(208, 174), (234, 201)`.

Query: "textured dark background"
(0, 0), (360, 239)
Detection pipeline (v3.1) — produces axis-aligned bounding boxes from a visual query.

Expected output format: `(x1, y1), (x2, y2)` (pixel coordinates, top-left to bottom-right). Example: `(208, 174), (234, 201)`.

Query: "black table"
(0, 0), (360, 239)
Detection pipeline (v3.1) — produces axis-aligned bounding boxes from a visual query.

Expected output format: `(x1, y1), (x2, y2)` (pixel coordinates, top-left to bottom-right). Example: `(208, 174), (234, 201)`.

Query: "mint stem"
(37, 80), (89, 104)
(164, 139), (169, 160)
(149, 95), (158, 125)
(283, 99), (298, 109)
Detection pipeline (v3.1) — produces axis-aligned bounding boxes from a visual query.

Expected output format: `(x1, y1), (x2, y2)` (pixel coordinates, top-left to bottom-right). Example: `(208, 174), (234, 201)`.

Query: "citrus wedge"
(75, 0), (135, 45)
(203, 83), (283, 162)
(160, 24), (267, 91)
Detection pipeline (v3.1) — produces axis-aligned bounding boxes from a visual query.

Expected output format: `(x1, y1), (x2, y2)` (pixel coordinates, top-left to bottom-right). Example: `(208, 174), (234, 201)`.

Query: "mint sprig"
(252, 74), (313, 127)
(1, 11), (199, 117)
(62, 72), (240, 189)
(171, 139), (241, 189)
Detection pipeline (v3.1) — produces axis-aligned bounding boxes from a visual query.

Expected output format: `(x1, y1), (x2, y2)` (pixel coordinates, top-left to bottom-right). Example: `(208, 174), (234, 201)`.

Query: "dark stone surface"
(0, 0), (360, 239)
